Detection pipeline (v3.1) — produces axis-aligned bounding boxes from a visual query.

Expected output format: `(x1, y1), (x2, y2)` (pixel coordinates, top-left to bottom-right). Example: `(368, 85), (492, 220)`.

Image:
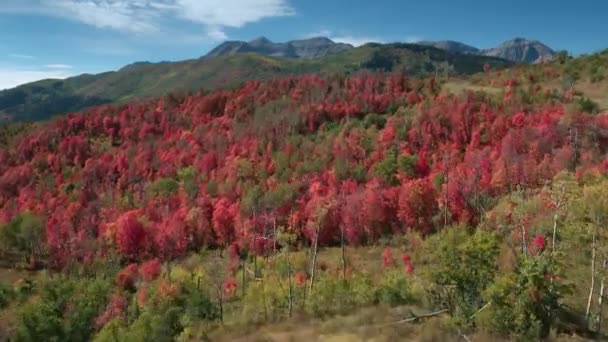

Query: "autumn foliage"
(0, 72), (606, 268)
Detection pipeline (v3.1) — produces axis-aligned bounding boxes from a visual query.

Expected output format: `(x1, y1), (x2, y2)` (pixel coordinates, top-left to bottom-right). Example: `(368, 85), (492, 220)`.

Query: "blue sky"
(0, 0), (606, 89)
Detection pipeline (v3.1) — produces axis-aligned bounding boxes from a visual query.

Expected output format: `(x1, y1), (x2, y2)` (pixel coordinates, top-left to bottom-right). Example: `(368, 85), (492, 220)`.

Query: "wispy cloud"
(45, 64), (73, 69)
(4, 0), (295, 40)
(8, 53), (35, 59)
(83, 44), (137, 56)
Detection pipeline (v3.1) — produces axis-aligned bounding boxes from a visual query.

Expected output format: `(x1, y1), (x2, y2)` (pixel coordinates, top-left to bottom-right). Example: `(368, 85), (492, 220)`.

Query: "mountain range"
(0, 36), (557, 123)
(418, 38), (556, 63)
(206, 36), (354, 59)
(208, 36), (556, 64)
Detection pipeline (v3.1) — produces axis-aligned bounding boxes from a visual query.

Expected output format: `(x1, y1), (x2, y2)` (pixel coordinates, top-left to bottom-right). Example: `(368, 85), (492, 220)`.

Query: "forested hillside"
(1, 55), (608, 340)
(0, 43), (512, 123)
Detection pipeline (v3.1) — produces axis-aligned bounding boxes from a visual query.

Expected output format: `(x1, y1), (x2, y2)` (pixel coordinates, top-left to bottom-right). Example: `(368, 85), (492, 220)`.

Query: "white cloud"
(0, 68), (74, 90)
(303, 30), (383, 47)
(45, 64), (73, 69)
(8, 53), (36, 59)
(404, 36), (423, 43)
(6, 0), (295, 39)
(206, 26), (228, 40)
(304, 29), (332, 38)
(330, 36), (382, 47)
(42, 0), (160, 33)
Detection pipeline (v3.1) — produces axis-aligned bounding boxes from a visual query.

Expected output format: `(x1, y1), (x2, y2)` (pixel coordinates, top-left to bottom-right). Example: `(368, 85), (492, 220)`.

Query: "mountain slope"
(417, 40), (480, 55)
(206, 36), (354, 59)
(0, 43), (512, 122)
(481, 38), (555, 63)
(419, 38), (555, 63)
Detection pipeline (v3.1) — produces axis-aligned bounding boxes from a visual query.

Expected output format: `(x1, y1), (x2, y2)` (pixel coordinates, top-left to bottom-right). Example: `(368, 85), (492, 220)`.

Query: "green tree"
(0, 212), (45, 266)
(373, 148), (399, 185)
(478, 255), (565, 339)
(422, 227), (500, 322)
(148, 177), (179, 198)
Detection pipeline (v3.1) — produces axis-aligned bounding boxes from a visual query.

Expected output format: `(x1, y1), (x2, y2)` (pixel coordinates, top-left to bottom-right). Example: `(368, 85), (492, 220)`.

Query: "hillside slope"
(0, 44), (512, 122)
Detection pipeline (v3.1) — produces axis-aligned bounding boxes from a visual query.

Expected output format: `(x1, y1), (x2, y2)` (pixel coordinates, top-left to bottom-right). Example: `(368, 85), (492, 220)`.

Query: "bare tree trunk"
(586, 233), (597, 323)
(216, 287), (224, 323)
(597, 258), (607, 333)
(287, 245), (293, 317)
(309, 226), (320, 294)
(443, 154), (449, 227)
(253, 234), (258, 278)
(253, 209), (258, 278)
(341, 225), (346, 280)
(261, 274), (268, 321)
(521, 224), (527, 256)
(273, 215), (277, 254)
(552, 213), (558, 254)
(241, 260), (246, 297)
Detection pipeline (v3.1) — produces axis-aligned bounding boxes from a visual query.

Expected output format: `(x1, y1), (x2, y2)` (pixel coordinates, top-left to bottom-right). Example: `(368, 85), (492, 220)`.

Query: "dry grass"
(440, 80), (503, 96)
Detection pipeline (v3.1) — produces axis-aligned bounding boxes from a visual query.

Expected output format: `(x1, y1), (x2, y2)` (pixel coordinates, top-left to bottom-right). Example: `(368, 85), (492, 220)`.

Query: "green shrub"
(0, 212), (45, 265)
(241, 277), (290, 323)
(0, 281), (14, 309)
(93, 318), (127, 342)
(375, 270), (414, 306)
(16, 302), (64, 342)
(177, 166), (198, 199)
(179, 281), (219, 322)
(149, 177), (179, 198)
(477, 255), (564, 339)
(306, 273), (376, 316)
(15, 277), (112, 342)
(373, 148), (399, 185)
(577, 97), (600, 114)
(398, 153), (418, 178)
(363, 113), (387, 129)
(422, 227), (499, 321)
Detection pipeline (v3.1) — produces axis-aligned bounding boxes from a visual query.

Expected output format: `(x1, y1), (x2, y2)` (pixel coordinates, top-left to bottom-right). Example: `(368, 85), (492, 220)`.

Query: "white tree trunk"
(597, 258), (607, 333)
(309, 227), (319, 294)
(586, 233), (597, 322)
(552, 213), (558, 254)
(287, 245), (293, 317)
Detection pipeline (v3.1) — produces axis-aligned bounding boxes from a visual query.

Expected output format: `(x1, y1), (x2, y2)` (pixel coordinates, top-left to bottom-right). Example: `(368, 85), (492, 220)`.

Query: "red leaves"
(212, 197), (238, 246)
(223, 277), (238, 298)
(1, 72), (607, 268)
(95, 294), (127, 329)
(402, 253), (414, 275)
(511, 112), (526, 128)
(140, 259), (162, 282)
(382, 247), (395, 268)
(115, 211), (148, 261)
(294, 271), (308, 287)
(116, 263), (139, 291)
(383, 248), (414, 275)
(529, 235), (546, 256)
(157, 280), (180, 299)
(397, 178), (437, 233)
(228, 242), (241, 272)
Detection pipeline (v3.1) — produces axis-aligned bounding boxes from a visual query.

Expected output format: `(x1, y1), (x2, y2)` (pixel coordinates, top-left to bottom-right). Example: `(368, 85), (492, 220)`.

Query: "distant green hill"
(0, 43), (513, 122)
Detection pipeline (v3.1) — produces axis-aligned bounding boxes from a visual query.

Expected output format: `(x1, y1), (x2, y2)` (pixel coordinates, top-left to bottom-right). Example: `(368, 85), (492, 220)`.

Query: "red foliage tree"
(115, 211), (148, 261)
(140, 259), (162, 282)
(397, 178), (438, 233)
